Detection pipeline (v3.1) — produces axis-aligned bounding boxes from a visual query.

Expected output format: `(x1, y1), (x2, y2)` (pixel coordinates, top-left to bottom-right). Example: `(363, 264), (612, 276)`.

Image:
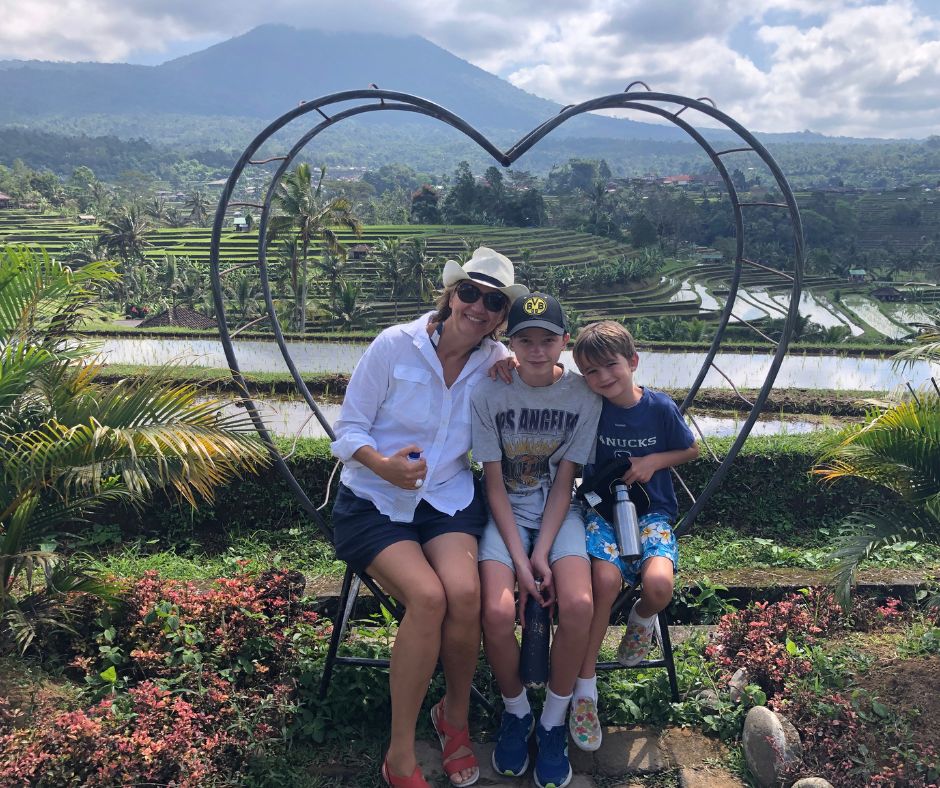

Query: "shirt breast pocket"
(387, 364), (433, 427)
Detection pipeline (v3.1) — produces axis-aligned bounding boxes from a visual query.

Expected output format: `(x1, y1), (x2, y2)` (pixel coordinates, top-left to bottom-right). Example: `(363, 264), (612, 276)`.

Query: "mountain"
(0, 24), (696, 145)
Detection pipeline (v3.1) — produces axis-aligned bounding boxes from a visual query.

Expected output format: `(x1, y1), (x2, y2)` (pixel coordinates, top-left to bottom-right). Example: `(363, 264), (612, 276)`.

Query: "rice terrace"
(2, 14), (940, 788)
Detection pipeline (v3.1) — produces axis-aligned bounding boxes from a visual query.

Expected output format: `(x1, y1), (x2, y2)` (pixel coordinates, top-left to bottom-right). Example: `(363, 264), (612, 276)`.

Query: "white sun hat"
(441, 246), (529, 303)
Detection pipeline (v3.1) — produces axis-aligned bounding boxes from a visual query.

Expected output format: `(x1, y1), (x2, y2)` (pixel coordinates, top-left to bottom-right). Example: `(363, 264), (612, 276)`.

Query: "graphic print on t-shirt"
(495, 406), (581, 494)
(598, 425), (657, 459)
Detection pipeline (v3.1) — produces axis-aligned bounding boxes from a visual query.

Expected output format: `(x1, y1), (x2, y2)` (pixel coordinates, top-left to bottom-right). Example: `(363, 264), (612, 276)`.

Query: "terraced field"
(0, 209), (894, 334)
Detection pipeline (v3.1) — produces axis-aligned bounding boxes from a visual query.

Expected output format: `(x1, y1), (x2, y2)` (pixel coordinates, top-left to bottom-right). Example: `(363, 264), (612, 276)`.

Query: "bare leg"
(579, 558), (623, 678)
(480, 559), (523, 698)
(634, 556), (674, 617)
(367, 541), (448, 780)
(423, 531), (483, 785)
(547, 555), (593, 697)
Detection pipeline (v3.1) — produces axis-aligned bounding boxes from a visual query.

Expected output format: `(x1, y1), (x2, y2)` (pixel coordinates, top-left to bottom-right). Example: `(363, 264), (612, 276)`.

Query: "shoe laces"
(500, 711), (531, 740)
(538, 724), (567, 758)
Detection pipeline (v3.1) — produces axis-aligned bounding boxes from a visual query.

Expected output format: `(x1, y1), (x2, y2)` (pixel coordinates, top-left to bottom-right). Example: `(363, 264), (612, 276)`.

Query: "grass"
(76, 528), (345, 582)
(682, 527), (940, 573)
(75, 524), (940, 587)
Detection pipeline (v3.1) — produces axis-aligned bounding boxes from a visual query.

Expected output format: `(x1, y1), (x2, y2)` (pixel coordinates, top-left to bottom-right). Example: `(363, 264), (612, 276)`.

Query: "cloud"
(0, 0), (937, 137)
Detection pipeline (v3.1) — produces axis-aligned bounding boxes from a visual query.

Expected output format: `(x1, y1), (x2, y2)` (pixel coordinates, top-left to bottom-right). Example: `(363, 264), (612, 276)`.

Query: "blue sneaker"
(534, 723), (572, 788)
(492, 711), (534, 777)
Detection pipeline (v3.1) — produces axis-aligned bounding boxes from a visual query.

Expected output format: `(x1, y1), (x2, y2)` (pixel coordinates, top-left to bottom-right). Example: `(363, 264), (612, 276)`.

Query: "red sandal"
(430, 699), (480, 787)
(381, 754), (430, 788)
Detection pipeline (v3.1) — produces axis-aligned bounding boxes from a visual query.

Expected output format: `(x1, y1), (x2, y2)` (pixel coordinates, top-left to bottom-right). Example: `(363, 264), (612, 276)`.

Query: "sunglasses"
(455, 281), (508, 313)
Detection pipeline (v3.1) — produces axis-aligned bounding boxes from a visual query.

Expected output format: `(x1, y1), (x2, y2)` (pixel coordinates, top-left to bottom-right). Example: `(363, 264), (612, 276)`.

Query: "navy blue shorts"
(331, 483), (487, 573)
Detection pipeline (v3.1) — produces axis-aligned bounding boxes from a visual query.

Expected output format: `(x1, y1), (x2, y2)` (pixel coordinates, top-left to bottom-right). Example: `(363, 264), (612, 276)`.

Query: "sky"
(0, 0), (939, 139)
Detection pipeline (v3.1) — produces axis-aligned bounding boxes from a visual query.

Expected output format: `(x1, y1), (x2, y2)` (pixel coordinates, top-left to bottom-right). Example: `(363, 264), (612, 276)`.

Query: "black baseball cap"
(507, 292), (568, 337)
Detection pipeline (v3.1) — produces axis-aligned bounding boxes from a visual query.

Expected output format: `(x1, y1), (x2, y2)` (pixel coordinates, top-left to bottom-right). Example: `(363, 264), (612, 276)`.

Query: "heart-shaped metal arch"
(209, 87), (805, 542)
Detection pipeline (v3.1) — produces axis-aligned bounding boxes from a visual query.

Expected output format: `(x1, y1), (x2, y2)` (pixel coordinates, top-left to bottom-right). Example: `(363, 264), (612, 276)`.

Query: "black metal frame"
(208, 86), (804, 711)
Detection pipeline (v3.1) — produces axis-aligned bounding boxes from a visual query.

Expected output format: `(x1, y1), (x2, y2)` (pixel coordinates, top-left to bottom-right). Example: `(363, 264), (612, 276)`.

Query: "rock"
(742, 706), (803, 787)
(729, 667), (749, 704)
(696, 688), (721, 710)
(790, 779), (835, 788)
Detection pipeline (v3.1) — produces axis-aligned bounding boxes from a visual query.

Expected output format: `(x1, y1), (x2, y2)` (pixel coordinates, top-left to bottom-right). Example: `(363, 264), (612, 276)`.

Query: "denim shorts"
(585, 510), (679, 587)
(331, 483), (487, 573)
(478, 503), (588, 569)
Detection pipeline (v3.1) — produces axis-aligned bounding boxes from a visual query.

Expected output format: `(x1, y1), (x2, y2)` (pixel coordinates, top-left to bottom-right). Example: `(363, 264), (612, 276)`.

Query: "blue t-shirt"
(585, 388), (694, 521)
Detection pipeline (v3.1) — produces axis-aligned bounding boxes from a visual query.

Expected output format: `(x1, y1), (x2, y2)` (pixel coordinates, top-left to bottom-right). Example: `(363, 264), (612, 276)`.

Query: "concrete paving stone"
(568, 776), (595, 788)
(416, 739), (445, 780)
(569, 743), (595, 773)
(472, 740), (596, 786)
(660, 727), (728, 768)
(679, 766), (746, 787)
(474, 741), (527, 786)
(595, 727), (667, 777)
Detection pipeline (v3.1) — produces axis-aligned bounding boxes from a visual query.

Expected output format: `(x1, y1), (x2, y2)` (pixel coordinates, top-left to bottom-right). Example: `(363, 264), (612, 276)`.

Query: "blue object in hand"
(520, 590), (550, 689)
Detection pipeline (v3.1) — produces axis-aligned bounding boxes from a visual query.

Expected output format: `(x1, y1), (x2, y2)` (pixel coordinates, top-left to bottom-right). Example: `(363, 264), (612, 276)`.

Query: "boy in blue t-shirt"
(568, 321), (699, 752)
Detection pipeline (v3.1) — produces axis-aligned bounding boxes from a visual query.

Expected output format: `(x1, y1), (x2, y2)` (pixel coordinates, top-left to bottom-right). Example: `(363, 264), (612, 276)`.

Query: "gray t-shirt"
(471, 366), (602, 516)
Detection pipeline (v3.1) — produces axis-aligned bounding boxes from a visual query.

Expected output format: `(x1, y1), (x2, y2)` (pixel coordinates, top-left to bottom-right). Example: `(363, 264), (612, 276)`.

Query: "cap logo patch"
(523, 296), (547, 315)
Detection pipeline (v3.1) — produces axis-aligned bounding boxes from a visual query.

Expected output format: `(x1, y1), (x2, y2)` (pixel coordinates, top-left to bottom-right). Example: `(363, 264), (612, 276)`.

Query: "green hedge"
(112, 432), (892, 546)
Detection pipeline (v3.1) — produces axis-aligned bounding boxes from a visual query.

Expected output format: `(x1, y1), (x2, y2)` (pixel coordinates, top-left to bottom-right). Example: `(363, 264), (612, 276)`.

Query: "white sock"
(629, 600), (657, 630)
(502, 689), (531, 719)
(573, 674), (597, 704)
(539, 687), (573, 730)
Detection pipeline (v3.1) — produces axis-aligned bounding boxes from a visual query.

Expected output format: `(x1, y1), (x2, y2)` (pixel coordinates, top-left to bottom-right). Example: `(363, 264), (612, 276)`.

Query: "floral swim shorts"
(584, 510), (679, 587)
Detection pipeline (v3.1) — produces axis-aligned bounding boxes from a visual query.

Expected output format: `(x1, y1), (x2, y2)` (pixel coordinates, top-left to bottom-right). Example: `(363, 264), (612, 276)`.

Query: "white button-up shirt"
(331, 311), (509, 522)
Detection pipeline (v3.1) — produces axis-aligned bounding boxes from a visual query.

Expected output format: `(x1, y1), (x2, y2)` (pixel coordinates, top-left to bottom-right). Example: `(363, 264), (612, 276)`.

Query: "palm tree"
(99, 205), (151, 266)
(0, 246), (269, 652)
(267, 163), (362, 333)
(60, 237), (110, 268)
(228, 271), (265, 328)
(145, 196), (169, 223)
(373, 237), (406, 320)
(401, 238), (439, 303)
(98, 206), (154, 310)
(312, 249), (350, 321)
(514, 247), (539, 290)
(814, 309), (940, 607)
(185, 190), (212, 227)
(322, 279), (373, 330)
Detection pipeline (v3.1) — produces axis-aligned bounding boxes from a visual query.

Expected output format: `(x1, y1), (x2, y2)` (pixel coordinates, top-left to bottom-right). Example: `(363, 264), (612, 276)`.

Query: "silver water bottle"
(611, 483), (642, 560)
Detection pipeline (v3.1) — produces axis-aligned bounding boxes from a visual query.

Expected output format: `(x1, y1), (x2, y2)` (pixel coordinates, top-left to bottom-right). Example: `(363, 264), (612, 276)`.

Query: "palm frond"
(829, 509), (935, 608)
(814, 396), (940, 518)
(0, 246), (117, 341)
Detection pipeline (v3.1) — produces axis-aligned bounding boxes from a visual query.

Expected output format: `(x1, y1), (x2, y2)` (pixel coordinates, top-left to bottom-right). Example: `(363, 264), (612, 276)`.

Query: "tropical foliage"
(0, 246), (269, 652)
(267, 163), (361, 332)
(814, 309), (940, 605)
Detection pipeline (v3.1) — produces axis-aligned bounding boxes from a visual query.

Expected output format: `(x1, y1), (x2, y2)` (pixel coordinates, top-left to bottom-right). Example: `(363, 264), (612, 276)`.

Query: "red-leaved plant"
(0, 569), (330, 786)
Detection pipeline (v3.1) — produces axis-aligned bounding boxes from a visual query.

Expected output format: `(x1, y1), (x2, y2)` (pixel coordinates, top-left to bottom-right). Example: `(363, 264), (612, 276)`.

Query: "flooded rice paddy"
(99, 336), (940, 393)
(211, 396), (847, 442)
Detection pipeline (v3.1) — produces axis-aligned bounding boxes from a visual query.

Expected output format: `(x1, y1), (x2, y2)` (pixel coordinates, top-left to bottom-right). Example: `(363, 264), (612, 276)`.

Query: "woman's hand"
(487, 355), (517, 384)
(376, 445), (427, 490)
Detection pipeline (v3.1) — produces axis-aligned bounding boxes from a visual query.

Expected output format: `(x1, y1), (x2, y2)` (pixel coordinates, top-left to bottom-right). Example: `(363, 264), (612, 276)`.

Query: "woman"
(330, 247), (528, 788)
